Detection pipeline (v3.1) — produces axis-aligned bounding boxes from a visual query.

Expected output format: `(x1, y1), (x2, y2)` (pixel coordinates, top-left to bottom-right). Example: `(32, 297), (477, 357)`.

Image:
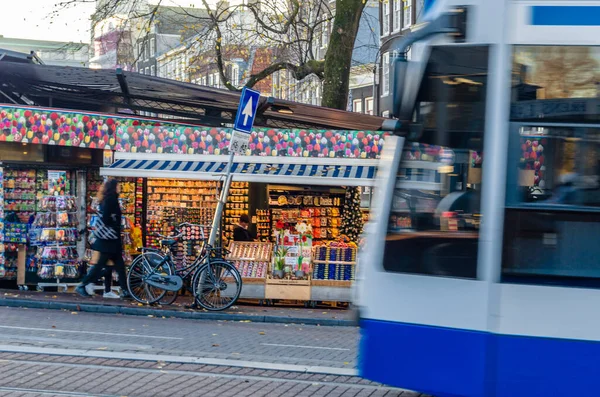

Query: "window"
(138, 43), (144, 60)
(145, 67), (149, 75)
(403, 0), (412, 29)
(150, 38), (156, 57)
(201, 76), (207, 86)
(150, 65), (155, 76)
(382, 1), (390, 35)
(321, 20), (329, 48)
(382, 110), (390, 117)
(231, 64), (239, 86)
(382, 52), (390, 96)
(213, 72), (220, 88)
(511, 46), (600, 117)
(382, 45), (489, 279)
(393, 0), (401, 32)
(208, 74), (214, 87)
(365, 97), (374, 115)
(353, 99), (363, 113)
(141, 68), (146, 75)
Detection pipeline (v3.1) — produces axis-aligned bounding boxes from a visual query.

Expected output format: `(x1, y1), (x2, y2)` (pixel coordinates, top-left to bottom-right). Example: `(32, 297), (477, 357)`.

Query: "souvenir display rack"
(310, 241), (358, 303)
(223, 182), (249, 242)
(255, 210), (271, 242)
(2, 222), (28, 281)
(268, 191), (344, 241)
(227, 241), (272, 281)
(172, 223), (207, 271)
(3, 169), (36, 223)
(146, 179), (219, 247)
(33, 195), (81, 292)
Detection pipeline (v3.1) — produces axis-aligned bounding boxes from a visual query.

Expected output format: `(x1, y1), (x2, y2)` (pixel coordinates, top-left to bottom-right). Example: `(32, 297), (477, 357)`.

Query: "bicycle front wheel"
(192, 260), (242, 311)
(127, 251), (172, 305)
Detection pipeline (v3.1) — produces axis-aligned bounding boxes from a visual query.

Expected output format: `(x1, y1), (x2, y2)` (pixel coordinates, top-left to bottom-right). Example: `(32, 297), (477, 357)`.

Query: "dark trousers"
(81, 252), (127, 293)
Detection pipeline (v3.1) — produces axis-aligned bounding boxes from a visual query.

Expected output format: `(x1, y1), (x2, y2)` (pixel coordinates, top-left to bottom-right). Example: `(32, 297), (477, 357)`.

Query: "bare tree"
(57, 0), (368, 111)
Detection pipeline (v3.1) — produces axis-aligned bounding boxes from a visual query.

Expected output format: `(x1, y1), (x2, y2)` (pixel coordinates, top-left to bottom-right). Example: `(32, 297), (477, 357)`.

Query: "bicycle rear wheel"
(192, 260), (242, 311)
(127, 251), (172, 304)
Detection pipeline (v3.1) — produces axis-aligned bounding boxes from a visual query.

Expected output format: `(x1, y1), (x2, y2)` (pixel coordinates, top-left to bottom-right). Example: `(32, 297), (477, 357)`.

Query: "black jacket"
(233, 226), (255, 242)
(92, 195), (122, 254)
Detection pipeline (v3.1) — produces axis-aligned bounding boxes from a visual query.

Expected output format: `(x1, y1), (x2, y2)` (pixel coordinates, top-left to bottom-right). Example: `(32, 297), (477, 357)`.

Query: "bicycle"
(126, 222), (242, 311)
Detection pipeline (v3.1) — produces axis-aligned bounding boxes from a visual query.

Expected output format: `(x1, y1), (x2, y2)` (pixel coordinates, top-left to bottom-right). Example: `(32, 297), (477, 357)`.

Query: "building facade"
(377, 0), (424, 117)
(0, 36), (89, 67)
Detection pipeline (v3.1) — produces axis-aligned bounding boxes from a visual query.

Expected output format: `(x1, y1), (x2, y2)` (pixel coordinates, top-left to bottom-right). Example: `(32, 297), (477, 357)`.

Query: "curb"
(0, 298), (355, 327)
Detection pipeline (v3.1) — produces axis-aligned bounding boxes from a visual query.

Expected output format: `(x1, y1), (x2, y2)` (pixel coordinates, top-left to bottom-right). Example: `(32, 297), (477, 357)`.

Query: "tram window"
(511, 46), (600, 123)
(382, 46), (488, 279)
(512, 127), (600, 208)
(502, 209), (600, 286)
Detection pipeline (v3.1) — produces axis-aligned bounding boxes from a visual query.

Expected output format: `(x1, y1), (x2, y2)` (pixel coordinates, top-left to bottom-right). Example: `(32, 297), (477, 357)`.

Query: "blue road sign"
(233, 87), (261, 134)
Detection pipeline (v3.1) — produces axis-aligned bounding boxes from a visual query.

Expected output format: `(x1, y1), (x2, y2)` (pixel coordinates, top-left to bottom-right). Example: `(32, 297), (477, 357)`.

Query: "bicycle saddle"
(161, 239), (178, 247)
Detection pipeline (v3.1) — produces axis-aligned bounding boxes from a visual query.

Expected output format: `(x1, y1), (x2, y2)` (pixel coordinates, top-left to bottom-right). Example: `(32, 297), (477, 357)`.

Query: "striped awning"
(101, 154), (378, 186)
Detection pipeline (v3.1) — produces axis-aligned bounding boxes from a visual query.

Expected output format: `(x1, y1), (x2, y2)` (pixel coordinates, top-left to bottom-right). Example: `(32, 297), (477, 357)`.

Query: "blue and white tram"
(356, 1), (600, 396)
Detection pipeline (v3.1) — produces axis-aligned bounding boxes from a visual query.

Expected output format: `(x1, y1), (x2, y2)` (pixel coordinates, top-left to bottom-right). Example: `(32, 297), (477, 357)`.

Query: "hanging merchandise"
(33, 194), (81, 289)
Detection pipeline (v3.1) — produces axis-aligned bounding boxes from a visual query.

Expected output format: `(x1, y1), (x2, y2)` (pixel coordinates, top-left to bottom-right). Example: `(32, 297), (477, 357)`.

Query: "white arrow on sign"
(242, 97), (254, 126)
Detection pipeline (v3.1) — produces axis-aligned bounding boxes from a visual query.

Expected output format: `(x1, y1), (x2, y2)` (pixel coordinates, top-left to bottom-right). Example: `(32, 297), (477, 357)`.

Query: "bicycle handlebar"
(154, 232), (184, 240)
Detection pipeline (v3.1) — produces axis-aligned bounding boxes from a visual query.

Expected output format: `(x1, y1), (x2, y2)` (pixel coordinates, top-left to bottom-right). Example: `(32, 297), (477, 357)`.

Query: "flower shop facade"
(0, 104), (388, 303)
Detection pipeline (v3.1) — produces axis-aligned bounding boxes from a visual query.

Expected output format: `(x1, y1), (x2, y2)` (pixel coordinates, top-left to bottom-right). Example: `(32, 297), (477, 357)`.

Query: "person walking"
(76, 179), (131, 299)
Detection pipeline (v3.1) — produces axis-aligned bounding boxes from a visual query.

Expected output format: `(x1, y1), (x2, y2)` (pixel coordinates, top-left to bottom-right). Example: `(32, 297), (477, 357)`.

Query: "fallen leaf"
(52, 295), (57, 299)
(137, 303), (143, 306)
(258, 332), (265, 335)
(70, 312), (78, 315)
(239, 320), (251, 323)
(97, 347), (108, 350)
(212, 334), (217, 336)
(212, 344), (220, 347)
(51, 325), (56, 329)
(147, 315), (155, 318)
(343, 362), (349, 365)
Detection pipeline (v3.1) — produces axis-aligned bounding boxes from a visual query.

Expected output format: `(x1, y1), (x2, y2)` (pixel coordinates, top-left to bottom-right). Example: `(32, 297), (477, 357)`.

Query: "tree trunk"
(321, 0), (366, 111)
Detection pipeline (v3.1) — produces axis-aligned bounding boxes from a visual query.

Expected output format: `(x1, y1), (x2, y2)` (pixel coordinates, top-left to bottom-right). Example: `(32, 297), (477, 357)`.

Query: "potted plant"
(273, 245), (289, 279)
(294, 222), (313, 279)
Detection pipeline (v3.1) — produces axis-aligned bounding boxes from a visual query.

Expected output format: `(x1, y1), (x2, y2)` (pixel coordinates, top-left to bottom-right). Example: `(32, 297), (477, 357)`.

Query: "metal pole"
(209, 151), (235, 246)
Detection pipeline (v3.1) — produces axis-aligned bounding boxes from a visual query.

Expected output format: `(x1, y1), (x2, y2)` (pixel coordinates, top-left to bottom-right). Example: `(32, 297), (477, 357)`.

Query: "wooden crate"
(265, 278), (311, 301)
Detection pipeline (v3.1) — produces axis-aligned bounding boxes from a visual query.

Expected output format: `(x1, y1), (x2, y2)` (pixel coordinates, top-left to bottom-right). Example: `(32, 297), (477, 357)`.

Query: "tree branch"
(245, 59), (325, 89)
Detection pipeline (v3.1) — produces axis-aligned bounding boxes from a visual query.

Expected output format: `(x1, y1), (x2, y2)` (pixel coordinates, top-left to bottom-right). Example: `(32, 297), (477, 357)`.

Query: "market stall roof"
(101, 153), (379, 187)
(0, 60), (401, 131)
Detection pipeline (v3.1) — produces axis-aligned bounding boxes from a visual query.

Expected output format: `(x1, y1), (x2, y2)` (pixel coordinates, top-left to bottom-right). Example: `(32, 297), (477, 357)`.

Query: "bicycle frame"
(137, 242), (229, 287)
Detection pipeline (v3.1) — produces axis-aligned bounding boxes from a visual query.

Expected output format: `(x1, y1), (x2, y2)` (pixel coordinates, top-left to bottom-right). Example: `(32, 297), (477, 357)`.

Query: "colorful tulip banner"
(0, 106), (387, 159)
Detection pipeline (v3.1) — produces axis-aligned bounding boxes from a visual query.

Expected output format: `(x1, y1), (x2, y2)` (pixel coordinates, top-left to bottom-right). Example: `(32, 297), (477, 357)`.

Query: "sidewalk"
(0, 289), (355, 326)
